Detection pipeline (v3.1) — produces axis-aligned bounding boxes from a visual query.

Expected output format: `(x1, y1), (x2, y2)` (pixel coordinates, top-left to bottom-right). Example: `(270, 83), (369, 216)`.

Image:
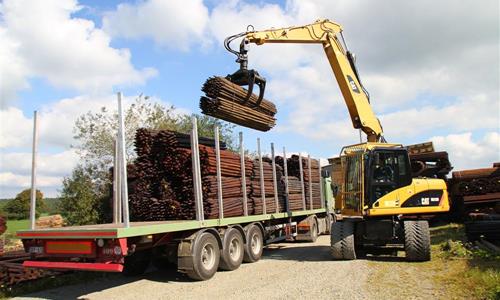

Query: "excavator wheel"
(404, 220), (431, 262)
(330, 220), (356, 260)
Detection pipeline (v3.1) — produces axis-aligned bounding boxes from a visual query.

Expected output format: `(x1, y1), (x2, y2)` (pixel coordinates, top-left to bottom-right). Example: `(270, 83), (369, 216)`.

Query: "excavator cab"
(224, 32), (267, 107)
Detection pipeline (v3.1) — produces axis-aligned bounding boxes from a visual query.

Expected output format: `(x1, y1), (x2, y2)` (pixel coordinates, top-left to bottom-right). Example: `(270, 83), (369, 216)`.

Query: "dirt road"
(16, 235), (449, 300)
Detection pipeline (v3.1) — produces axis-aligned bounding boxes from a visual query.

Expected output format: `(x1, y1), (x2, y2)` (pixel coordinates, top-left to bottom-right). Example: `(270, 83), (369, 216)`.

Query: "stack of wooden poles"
(127, 129), (323, 221)
(200, 77), (277, 131)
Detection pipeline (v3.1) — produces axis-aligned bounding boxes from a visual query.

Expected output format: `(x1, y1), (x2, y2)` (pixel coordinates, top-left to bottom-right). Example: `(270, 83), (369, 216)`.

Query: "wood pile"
(286, 155), (322, 209)
(0, 216), (6, 236)
(35, 215), (64, 229)
(451, 164), (500, 198)
(0, 251), (61, 286)
(200, 77), (277, 131)
(409, 151), (453, 179)
(127, 129), (323, 221)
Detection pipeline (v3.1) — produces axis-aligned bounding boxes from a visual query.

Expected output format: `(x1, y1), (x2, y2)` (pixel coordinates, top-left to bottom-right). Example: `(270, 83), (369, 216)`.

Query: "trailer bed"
(17, 208), (326, 239)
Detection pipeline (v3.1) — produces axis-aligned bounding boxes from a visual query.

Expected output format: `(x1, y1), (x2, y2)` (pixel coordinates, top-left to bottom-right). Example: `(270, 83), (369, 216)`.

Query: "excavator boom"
(231, 19), (384, 142)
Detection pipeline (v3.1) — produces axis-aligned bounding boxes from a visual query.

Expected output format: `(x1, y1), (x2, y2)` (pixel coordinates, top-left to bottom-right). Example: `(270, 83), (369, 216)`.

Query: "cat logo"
(346, 75), (360, 93)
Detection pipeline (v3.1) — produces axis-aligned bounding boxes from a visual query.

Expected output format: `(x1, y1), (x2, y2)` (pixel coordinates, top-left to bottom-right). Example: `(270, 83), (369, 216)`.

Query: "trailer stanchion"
(113, 139), (122, 224)
(299, 153), (306, 210)
(283, 147), (290, 214)
(257, 138), (266, 214)
(191, 116), (204, 221)
(214, 126), (224, 219)
(308, 155), (313, 210)
(29, 111), (38, 230)
(239, 132), (248, 216)
(319, 161), (325, 209)
(271, 143), (279, 213)
(117, 93), (130, 228)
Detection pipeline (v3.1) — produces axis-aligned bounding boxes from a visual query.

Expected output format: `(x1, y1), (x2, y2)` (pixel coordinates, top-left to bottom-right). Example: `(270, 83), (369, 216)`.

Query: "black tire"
(310, 218), (318, 242)
(219, 228), (244, 271)
(330, 221), (356, 260)
(186, 232), (220, 281)
(404, 220), (431, 262)
(243, 225), (264, 263)
(123, 250), (151, 276)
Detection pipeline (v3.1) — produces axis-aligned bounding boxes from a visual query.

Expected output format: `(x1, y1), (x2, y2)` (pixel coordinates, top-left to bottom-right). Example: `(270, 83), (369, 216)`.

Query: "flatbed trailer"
(17, 208), (331, 280)
(16, 103), (333, 280)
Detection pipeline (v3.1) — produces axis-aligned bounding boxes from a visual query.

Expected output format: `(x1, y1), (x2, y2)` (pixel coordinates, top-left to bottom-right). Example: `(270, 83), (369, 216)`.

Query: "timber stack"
(200, 77), (277, 131)
(127, 129), (323, 221)
(448, 163), (500, 244)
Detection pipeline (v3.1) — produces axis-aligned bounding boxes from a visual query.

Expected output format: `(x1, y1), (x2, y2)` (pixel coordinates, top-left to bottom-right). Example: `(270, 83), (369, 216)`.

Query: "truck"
(18, 111), (334, 281)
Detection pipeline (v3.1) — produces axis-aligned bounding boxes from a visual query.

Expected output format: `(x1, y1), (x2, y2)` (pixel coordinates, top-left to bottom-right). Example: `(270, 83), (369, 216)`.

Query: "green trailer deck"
(17, 208), (326, 239)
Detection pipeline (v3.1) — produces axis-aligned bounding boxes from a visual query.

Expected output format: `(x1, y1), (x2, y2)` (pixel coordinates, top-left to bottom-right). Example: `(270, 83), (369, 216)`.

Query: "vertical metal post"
(257, 138), (266, 214)
(117, 92), (130, 227)
(271, 143), (279, 213)
(29, 111), (38, 230)
(308, 155), (313, 210)
(319, 160), (325, 209)
(283, 147), (290, 213)
(190, 116), (204, 221)
(299, 153), (306, 210)
(214, 126), (224, 219)
(239, 132), (248, 216)
(116, 136), (122, 223)
(113, 139), (118, 223)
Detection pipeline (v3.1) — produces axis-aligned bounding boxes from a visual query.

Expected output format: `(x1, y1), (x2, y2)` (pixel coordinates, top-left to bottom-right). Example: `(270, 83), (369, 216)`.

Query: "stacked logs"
(200, 77), (277, 131)
(0, 216), (6, 236)
(409, 151), (453, 179)
(129, 129), (323, 221)
(452, 165), (500, 197)
(0, 251), (61, 286)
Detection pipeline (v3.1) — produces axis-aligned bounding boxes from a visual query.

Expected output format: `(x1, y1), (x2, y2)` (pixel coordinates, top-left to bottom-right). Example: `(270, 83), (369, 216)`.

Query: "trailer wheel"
(404, 220), (431, 262)
(243, 225), (264, 263)
(219, 228), (244, 271)
(186, 232), (220, 281)
(123, 249), (151, 276)
(310, 218), (318, 243)
(330, 221), (356, 260)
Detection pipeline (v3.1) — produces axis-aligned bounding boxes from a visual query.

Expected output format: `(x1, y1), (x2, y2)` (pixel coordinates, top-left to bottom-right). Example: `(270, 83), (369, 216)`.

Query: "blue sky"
(0, 0), (499, 198)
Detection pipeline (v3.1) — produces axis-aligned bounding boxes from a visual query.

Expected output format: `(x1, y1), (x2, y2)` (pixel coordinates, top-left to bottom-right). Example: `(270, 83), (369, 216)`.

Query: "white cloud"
(0, 172), (62, 188)
(0, 0), (156, 103)
(432, 132), (500, 171)
(0, 150), (78, 177)
(102, 0), (210, 51)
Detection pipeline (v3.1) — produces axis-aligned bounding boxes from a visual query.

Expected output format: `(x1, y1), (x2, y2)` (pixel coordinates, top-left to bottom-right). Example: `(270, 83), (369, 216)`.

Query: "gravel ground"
(16, 235), (373, 300)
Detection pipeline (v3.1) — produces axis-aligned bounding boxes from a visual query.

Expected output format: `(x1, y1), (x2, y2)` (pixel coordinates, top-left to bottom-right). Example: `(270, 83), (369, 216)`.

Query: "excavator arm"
(226, 19), (384, 142)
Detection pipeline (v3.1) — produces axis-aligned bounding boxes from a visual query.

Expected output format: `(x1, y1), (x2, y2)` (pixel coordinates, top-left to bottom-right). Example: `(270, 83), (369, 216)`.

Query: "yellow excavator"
(225, 19), (450, 261)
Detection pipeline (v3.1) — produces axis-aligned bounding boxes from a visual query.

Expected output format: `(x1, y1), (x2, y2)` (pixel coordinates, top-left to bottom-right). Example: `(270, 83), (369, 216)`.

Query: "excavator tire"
(330, 220), (356, 260)
(404, 220), (431, 262)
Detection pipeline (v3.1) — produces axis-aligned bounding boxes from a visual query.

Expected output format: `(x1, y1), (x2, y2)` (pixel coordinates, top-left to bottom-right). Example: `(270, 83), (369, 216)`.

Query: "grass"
(5, 219), (30, 235)
(431, 224), (500, 299)
(367, 223), (500, 299)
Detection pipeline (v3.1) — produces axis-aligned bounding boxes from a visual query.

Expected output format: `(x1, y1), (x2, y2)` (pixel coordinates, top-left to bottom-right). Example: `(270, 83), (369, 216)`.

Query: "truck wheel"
(219, 228), (244, 271)
(186, 232), (220, 280)
(310, 218), (318, 242)
(123, 249), (151, 276)
(243, 225), (263, 263)
(404, 220), (431, 262)
(330, 221), (356, 260)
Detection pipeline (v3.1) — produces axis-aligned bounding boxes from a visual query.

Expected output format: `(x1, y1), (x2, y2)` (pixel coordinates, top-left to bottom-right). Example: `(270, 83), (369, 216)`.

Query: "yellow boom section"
(245, 19), (383, 142)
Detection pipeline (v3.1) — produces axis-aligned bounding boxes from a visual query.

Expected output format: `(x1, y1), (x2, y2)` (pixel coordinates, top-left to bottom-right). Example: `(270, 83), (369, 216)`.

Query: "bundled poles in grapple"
(200, 77), (277, 131)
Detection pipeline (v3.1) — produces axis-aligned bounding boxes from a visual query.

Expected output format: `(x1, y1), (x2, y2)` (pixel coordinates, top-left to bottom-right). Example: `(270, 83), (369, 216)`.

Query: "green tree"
(4, 189), (46, 220)
(58, 166), (108, 225)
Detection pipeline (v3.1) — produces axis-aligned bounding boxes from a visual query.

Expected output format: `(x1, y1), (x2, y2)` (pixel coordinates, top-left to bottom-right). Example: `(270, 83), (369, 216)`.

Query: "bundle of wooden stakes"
(200, 77), (277, 131)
